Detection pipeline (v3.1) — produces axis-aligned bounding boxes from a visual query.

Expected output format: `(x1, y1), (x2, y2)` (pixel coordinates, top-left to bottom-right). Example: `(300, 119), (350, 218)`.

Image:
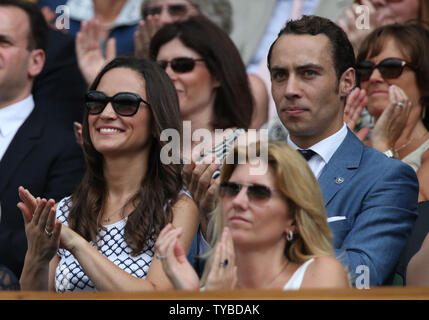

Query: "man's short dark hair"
(0, 0), (48, 51)
(267, 15), (355, 81)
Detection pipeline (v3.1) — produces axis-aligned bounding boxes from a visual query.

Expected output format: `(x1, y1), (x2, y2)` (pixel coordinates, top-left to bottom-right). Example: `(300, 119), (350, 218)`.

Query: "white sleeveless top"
(401, 138), (429, 172)
(283, 258), (315, 290)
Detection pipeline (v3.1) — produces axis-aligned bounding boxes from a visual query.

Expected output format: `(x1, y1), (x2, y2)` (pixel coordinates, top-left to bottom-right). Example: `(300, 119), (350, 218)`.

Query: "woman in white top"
(155, 141), (350, 290)
(18, 56), (199, 291)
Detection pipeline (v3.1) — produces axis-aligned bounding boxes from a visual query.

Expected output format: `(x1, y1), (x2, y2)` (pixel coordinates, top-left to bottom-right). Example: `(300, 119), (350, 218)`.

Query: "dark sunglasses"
(356, 58), (415, 82)
(157, 57), (205, 73)
(142, 4), (189, 19)
(85, 91), (150, 117)
(220, 181), (276, 202)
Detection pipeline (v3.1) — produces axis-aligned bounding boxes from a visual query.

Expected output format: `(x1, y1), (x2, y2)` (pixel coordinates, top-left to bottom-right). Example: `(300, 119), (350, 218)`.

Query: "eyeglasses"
(142, 4), (190, 20)
(157, 57), (205, 73)
(219, 181), (276, 202)
(356, 58), (415, 82)
(85, 91), (150, 116)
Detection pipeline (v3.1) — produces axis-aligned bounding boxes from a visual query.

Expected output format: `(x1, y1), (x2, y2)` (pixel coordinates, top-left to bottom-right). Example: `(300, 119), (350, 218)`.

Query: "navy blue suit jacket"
(0, 106), (85, 278)
(320, 129), (419, 286)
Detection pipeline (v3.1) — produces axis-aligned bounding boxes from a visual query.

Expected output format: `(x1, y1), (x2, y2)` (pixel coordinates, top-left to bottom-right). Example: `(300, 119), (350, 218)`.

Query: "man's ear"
(339, 67), (355, 98)
(27, 49), (45, 79)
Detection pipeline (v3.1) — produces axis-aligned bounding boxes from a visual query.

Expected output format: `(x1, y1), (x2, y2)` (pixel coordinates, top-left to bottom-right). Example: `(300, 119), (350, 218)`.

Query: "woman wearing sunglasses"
(18, 56), (199, 291)
(150, 15), (255, 223)
(154, 141), (350, 290)
(354, 23), (429, 201)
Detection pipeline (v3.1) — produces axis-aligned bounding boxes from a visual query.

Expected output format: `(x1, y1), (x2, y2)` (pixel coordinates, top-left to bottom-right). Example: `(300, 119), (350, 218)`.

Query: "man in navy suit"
(267, 15), (419, 286)
(0, 0), (84, 280)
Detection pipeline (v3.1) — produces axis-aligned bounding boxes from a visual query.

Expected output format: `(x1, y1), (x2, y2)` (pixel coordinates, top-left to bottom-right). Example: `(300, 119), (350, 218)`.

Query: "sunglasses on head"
(157, 57), (205, 73)
(220, 181), (276, 202)
(85, 91), (150, 117)
(356, 58), (415, 82)
(142, 4), (190, 19)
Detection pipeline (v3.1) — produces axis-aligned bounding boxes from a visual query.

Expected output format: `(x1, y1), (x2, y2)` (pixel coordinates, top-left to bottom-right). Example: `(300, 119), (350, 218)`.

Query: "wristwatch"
(383, 149), (399, 159)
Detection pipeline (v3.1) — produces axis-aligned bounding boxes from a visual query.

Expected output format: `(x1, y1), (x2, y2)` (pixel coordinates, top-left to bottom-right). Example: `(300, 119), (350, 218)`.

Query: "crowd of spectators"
(1, 0), (429, 291)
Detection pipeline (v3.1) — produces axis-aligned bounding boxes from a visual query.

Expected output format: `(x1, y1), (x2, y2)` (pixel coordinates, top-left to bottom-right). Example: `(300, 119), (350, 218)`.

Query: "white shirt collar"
(287, 123), (348, 164)
(0, 95), (35, 137)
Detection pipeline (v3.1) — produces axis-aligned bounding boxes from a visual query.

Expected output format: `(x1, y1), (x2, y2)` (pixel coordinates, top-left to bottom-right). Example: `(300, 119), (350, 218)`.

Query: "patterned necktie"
(297, 149), (316, 161)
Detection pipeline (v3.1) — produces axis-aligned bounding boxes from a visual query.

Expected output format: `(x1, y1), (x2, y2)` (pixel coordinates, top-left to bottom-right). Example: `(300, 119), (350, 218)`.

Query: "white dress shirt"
(0, 95), (35, 161)
(287, 123), (348, 178)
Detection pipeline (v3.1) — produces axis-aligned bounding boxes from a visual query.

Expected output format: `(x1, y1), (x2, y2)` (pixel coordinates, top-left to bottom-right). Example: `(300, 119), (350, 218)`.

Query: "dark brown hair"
(68, 56), (184, 255)
(149, 15), (253, 130)
(267, 15), (355, 82)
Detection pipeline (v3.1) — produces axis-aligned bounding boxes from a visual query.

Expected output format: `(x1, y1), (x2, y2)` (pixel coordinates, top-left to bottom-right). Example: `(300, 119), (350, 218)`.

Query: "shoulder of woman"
(420, 147), (429, 162)
(172, 193), (199, 214)
(303, 256), (349, 288)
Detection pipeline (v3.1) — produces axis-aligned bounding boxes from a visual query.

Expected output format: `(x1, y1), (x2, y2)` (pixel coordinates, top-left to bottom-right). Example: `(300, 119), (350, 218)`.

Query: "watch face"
(384, 150), (397, 158)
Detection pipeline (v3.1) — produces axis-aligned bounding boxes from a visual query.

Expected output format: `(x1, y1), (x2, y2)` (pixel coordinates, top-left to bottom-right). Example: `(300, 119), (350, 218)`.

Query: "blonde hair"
(201, 141), (334, 284)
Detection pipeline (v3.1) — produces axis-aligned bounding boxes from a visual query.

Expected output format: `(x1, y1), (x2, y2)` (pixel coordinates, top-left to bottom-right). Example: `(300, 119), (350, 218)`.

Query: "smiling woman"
(18, 56), (199, 292)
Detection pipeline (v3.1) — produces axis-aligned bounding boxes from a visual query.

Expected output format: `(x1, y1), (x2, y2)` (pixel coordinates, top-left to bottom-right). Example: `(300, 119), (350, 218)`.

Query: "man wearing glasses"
(0, 0), (84, 282)
(268, 15), (418, 286)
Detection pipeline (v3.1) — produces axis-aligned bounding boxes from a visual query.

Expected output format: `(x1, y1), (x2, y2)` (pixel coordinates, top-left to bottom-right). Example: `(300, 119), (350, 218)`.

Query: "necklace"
(102, 212), (123, 223)
(262, 260), (290, 288)
(395, 132), (429, 153)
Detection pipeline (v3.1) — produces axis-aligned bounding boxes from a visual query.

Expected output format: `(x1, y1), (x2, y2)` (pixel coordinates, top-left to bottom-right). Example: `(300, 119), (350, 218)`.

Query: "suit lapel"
(318, 129), (363, 208)
(0, 109), (43, 194)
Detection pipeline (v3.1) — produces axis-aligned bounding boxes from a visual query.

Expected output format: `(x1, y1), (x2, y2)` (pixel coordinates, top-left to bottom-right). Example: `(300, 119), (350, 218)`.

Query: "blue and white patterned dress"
(54, 197), (155, 292)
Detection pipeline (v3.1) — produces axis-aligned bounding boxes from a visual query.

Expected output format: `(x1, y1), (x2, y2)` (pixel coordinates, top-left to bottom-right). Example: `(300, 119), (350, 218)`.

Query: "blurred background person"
(339, 0), (429, 55)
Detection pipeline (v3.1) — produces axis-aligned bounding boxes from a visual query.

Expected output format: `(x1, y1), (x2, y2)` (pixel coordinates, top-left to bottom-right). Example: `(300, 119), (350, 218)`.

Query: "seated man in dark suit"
(267, 15), (418, 286)
(0, 0), (85, 280)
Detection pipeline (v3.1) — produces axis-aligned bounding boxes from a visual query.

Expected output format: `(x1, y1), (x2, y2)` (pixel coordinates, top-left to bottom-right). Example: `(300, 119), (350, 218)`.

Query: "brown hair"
(68, 56), (184, 255)
(150, 15), (253, 130)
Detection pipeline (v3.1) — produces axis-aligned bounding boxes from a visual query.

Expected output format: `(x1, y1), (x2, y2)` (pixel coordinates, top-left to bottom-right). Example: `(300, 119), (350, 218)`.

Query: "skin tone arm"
(301, 256), (350, 288)
(248, 74), (269, 130)
(19, 198), (61, 291)
(416, 151), (429, 202)
(407, 232), (429, 286)
(18, 188), (199, 291)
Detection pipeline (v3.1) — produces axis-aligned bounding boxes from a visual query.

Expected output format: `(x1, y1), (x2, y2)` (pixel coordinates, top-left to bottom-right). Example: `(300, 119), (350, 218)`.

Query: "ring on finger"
(156, 254), (166, 260)
(396, 102), (406, 108)
(220, 259), (228, 267)
(44, 227), (53, 238)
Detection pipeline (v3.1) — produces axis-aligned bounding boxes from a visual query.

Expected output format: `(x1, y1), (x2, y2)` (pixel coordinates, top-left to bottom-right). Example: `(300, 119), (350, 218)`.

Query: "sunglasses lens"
(168, 4), (187, 16)
(142, 6), (161, 19)
(378, 59), (404, 79)
(220, 182), (272, 202)
(113, 93), (141, 116)
(86, 91), (107, 114)
(248, 185), (272, 200)
(356, 62), (374, 82)
(220, 182), (241, 197)
(171, 58), (196, 73)
(157, 60), (168, 70)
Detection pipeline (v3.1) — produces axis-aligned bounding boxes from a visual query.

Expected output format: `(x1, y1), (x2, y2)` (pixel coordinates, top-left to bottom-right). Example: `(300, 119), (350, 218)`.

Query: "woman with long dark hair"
(19, 56), (199, 291)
